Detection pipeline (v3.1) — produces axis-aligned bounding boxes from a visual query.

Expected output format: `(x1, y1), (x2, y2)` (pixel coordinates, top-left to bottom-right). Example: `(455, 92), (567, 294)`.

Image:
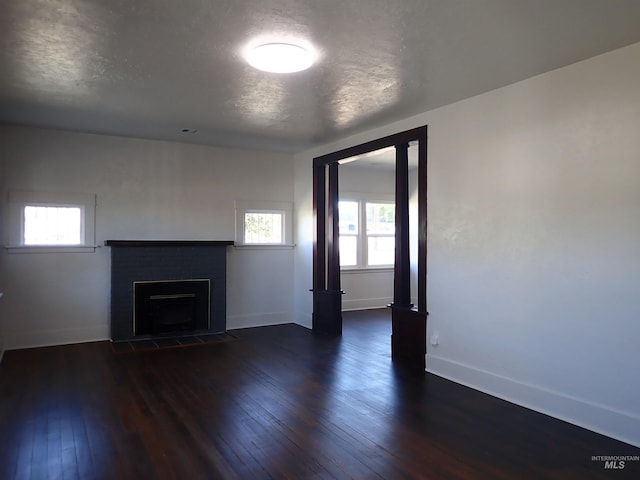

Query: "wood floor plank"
(1, 309), (639, 479)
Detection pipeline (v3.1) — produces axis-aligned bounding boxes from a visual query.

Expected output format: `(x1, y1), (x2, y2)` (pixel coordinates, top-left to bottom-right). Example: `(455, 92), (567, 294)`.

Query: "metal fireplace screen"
(133, 279), (210, 336)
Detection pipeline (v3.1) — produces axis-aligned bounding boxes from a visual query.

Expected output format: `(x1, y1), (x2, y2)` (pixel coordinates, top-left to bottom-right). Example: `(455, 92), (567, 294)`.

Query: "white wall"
(293, 152), (314, 328)
(294, 42), (640, 447)
(0, 125), (295, 349)
(0, 152), (5, 362)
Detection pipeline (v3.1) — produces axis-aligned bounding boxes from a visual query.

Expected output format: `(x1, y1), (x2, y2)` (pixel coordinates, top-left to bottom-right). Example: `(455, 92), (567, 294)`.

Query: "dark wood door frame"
(312, 126), (428, 369)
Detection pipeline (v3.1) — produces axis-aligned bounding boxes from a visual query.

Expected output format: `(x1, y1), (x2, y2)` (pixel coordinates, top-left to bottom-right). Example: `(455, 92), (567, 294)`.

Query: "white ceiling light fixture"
(247, 42), (315, 73)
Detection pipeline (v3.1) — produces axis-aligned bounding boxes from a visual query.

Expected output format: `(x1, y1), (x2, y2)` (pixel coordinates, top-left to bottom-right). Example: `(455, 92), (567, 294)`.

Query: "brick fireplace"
(105, 240), (233, 342)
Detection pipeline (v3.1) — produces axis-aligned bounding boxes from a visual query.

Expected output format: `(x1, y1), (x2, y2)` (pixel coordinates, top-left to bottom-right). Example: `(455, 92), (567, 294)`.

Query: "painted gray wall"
(294, 42), (640, 447)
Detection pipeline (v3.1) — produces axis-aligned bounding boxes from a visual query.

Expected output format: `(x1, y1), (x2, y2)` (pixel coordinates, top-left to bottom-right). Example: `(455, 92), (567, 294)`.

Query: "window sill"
(340, 267), (394, 274)
(233, 244), (296, 250)
(5, 245), (99, 254)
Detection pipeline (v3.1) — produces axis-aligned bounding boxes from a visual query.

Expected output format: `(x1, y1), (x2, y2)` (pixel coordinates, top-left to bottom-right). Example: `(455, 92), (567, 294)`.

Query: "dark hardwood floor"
(1, 309), (638, 479)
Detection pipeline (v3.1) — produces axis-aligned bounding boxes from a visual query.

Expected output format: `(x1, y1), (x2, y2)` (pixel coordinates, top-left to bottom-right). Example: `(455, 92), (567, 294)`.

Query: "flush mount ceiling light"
(246, 43), (314, 73)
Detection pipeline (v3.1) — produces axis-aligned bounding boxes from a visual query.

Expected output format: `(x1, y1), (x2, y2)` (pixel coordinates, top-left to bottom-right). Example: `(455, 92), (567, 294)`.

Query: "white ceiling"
(2, 0), (640, 153)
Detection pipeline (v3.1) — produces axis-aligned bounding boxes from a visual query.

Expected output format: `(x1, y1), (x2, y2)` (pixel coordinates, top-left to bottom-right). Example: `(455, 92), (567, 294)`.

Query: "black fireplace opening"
(134, 279), (210, 336)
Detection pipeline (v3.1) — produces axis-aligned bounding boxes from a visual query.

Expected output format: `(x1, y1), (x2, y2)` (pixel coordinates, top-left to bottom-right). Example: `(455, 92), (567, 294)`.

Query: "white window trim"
(340, 193), (395, 270)
(234, 200), (294, 247)
(5, 191), (97, 253)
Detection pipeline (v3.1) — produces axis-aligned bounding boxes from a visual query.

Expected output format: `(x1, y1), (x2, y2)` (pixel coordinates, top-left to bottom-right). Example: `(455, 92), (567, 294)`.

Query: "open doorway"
(312, 126), (428, 369)
(338, 145), (420, 310)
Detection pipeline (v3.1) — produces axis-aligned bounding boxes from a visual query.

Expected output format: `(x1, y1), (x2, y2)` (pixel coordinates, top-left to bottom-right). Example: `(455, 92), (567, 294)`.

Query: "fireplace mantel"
(105, 240), (234, 247)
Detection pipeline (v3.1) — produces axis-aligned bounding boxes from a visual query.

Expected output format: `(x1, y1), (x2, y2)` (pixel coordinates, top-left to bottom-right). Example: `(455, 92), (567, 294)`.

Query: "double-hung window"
(338, 200), (359, 266)
(365, 202), (395, 266)
(339, 197), (395, 269)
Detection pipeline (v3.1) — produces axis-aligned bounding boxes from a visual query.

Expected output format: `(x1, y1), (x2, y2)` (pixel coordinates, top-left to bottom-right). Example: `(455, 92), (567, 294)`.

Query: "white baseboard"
(5, 313), (297, 349)
(426, 354), (640, 448)
(294, 311), (312, 329)
(5, 325), (110, 351)
(226, 311), (293, 330)
(0, 293), (4, 362)
(342, 297), (392, 311)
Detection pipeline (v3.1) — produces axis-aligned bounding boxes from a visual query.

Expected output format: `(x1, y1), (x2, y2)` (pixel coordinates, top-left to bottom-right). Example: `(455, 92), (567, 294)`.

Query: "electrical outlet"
(430, 332), (439, 346)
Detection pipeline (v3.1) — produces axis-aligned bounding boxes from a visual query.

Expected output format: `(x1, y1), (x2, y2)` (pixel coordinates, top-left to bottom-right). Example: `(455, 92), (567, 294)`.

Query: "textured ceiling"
(2, 0), (640, 152)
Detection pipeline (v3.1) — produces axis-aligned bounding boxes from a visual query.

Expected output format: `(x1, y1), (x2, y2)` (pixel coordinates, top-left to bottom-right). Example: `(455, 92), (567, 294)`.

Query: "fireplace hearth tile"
(153, 338), (182, 348)
(110, 332), (239, 354)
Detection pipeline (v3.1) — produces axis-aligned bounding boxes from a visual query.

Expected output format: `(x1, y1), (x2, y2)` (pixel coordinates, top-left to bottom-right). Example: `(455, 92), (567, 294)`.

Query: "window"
(235, 201), (293, 246)
(24, 205), (82, 245)
(366, 202), (395, 265)
(6, 191), (96, 253)
(338, 200), (358, 266)
(244, 211), (283, 244)
(339, 197), (395, 268)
